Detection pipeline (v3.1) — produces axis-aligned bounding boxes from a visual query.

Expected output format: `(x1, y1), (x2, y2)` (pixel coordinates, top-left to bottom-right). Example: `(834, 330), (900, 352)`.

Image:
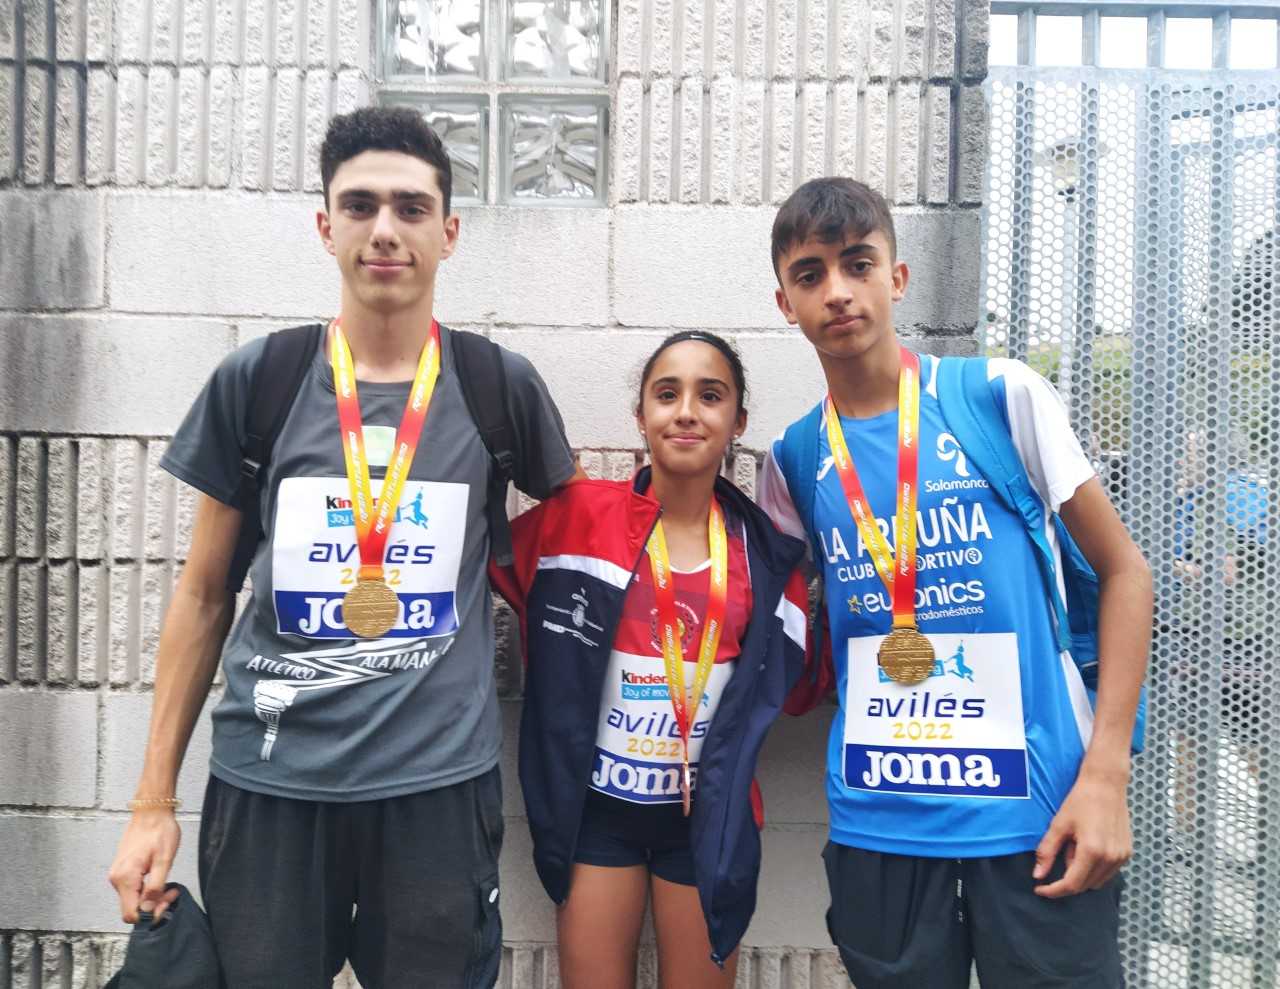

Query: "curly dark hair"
(320, 106), (453, 214)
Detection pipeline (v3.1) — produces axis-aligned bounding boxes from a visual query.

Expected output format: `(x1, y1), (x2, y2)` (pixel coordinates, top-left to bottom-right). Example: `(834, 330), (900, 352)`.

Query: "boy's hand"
(1032, 769), (1132, 898)
(108, 811), (183, 923)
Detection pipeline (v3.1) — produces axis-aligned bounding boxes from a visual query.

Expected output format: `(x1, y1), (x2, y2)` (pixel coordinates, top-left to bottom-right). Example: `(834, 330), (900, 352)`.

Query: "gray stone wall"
(0, 0), (987, 984)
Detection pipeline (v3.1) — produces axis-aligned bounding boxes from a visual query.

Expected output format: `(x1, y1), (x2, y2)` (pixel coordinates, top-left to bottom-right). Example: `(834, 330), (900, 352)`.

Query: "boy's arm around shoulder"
(487, 504), (542, 610)
(488, 485), (572, 665)
(107, 493), (242, 923)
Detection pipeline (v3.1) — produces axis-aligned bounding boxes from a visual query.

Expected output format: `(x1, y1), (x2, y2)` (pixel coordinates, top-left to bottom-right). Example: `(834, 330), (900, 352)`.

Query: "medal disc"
(877, 626), (936, 685)
(342, 578), (400, 639)
(681, 762), (692, 817)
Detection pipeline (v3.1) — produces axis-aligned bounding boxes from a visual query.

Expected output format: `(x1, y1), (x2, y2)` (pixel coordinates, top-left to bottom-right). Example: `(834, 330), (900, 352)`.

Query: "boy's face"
(317, 149), (459, 315)
(773, 229), (908, 361)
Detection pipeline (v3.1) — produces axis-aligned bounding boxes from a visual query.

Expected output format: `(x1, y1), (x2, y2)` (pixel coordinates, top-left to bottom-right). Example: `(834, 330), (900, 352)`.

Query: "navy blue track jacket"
(490, 469), (812, 965)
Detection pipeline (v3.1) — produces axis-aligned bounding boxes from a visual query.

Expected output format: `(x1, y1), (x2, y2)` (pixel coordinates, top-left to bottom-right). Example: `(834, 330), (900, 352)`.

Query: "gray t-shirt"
(162, 325), (575, 801)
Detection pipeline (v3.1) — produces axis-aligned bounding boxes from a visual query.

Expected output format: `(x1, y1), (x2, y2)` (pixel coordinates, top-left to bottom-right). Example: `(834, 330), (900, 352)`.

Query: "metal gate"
(983, 3), (1280, 985)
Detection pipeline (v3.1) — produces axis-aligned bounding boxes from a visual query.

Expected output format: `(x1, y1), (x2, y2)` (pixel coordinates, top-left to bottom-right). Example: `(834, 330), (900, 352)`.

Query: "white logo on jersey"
(937, 433), (970, 477)
(817, 455), (835, 481)
(248, 636), (452, 760)
(861, 750), (1003, 789)
(592, 751), (690, 799)
(543, 587), (604, 648)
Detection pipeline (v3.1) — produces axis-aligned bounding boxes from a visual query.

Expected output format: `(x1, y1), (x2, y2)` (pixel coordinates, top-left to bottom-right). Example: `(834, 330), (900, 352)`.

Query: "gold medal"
(681, 761), (692, 817)
(330, 318), (441, 641)
(826, 350), (933, 684)
(877, 626), (936, 685)
(342, 577), (400, 639)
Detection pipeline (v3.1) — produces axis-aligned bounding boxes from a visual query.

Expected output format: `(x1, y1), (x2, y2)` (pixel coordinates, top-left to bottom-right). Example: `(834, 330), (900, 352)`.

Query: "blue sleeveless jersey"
(771, 356), (1095, 858)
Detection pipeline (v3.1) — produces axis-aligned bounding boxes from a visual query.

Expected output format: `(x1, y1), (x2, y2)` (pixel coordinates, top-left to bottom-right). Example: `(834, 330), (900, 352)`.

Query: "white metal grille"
(984, 34), (1280, 988)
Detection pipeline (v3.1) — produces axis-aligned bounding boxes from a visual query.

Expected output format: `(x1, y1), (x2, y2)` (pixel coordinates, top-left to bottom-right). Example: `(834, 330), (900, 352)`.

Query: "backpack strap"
(228, 323), (323, 593)
(935, 356), (1073, 654)
(449, 328), (517, 566)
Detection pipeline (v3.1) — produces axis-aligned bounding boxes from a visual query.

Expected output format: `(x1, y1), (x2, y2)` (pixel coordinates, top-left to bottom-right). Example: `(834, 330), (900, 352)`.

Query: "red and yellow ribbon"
(824, 347), (922, 630)
(330, 318), (441, 581)
(647, 499), (729, 781)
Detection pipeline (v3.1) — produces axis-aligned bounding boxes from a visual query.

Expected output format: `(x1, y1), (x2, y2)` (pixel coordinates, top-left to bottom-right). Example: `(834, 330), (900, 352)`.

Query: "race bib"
(843, 632), (1029, 798)
(271, 476), (468, 639)
(589, 649), (735, 804)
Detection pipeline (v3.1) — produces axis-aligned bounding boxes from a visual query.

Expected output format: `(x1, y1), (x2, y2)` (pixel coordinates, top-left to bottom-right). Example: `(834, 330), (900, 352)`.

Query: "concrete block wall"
(0, 0), (368, 190)
(611, 0), (988, 208)
(0, 0), (987, 985)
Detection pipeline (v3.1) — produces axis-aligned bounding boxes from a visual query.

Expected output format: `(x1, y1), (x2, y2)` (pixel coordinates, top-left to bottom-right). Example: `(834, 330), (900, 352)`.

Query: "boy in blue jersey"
(758, 178), (1153, 988)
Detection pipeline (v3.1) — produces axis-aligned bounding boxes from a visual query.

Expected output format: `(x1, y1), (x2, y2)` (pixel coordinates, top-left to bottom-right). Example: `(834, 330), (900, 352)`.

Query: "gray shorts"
(198, 768), (504, 989)
(823, 842), (1124, 989)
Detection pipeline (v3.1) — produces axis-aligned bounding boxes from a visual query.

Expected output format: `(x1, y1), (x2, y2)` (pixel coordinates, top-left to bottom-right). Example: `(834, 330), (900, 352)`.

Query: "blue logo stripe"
(843, 744), (1028, 797)
(274, 590), (458, 639)
(591, 749), (687, 802)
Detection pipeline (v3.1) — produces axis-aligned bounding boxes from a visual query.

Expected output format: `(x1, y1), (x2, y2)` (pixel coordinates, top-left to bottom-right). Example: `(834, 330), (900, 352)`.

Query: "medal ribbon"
(647, 499), (729, 771)
(824, 347), (922, 630)
(330, 318), (441, 580)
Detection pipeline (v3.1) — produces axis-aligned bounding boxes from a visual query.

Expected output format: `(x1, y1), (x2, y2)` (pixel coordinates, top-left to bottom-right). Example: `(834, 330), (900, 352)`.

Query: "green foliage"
(984, 306), (1274, 463)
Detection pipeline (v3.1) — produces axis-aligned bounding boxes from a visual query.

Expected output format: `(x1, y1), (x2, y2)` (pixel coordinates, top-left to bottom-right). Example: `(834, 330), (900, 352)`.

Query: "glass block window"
(385, 0), (486, 78)
(505, 1), (606, 82)
(378, 0), (610, 205)
(502, 98), (606, 200)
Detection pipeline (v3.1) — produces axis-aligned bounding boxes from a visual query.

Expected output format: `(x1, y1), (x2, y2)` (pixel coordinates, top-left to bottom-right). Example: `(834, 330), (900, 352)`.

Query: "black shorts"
(571, 789), (696, 886)
(822, 842), (1124, 989)
(198, 768), (504, 989)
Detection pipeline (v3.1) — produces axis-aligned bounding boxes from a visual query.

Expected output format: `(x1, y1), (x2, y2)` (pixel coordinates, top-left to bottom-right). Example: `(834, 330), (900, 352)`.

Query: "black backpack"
(227, 323), (517, 593)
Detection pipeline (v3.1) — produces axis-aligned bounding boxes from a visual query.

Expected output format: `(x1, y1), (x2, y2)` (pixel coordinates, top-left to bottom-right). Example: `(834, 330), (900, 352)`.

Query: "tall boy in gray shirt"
(107, 106), (579, 988)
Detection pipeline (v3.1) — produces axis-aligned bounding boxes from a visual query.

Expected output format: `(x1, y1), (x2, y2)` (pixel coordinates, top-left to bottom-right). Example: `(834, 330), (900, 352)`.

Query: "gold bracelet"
(127, 797), (181, 811)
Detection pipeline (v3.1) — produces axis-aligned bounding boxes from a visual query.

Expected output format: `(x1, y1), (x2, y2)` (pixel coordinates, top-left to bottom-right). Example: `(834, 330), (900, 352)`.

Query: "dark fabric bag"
(105, 883), (222, 989)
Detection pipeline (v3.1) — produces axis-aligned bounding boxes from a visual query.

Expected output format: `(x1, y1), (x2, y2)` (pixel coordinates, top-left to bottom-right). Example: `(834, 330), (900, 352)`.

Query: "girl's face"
(637, 341), (747, 478)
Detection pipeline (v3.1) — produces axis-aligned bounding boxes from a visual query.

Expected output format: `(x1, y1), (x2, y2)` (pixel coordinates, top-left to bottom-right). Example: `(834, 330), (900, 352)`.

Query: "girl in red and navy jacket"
(491, 332), (818, 988)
